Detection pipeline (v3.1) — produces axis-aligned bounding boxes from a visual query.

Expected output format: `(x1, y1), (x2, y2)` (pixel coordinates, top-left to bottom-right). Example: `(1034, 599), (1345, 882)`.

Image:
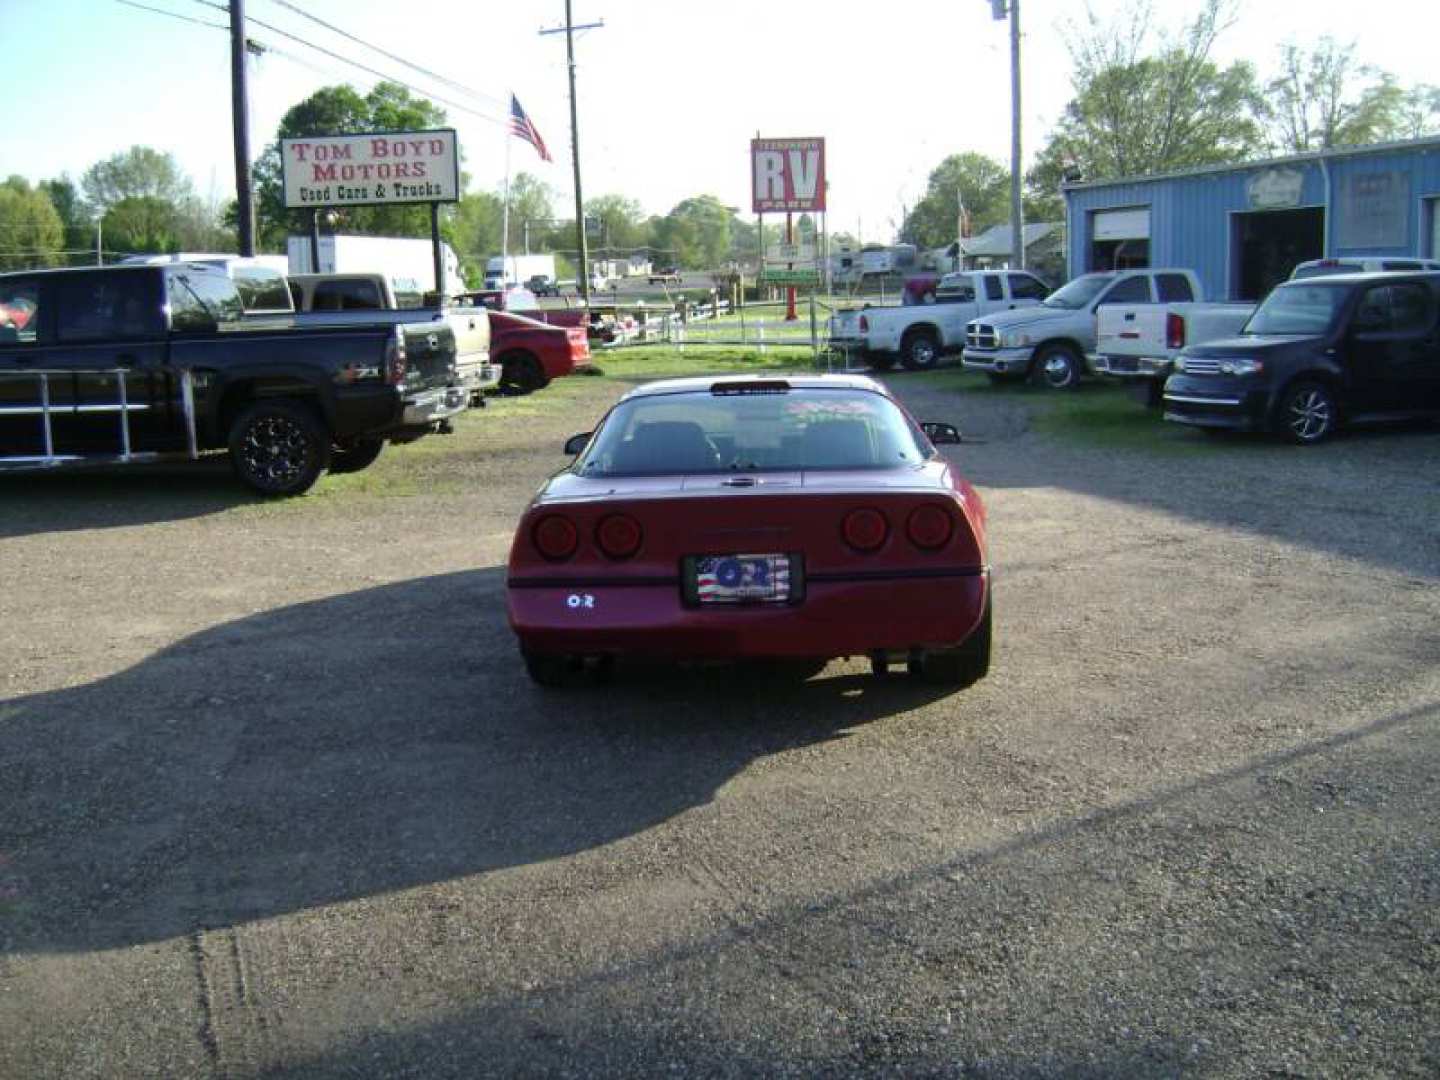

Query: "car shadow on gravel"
(0, 568), (955, 957)
(0, 457), (259, 538)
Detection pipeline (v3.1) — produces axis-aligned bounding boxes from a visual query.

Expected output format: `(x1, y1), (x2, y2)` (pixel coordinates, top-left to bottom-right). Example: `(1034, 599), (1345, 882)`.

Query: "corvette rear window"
(577, 389), (930, 475)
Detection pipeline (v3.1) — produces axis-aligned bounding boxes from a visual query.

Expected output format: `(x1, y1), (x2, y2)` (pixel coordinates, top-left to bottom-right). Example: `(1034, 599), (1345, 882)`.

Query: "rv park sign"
(280, 129), (460, 209)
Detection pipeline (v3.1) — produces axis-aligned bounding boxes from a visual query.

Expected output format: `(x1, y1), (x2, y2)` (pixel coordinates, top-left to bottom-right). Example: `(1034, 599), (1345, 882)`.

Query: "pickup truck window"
(57, 273), (160, 343)
(937, 281), (976, 303)
(1156, 274), (1195, 302)
(177, 271), (245, 326)
(168, 275), (213, 332)
(313, 279), (383, 311)
(983, 275), (1004, 301)
(232, 267), (293, 313)
(1007, 274), (1048, 300)
(0, 282), (40, 344)
(1100, 276), (1152, 305)
(1042, 274), (1112, 310)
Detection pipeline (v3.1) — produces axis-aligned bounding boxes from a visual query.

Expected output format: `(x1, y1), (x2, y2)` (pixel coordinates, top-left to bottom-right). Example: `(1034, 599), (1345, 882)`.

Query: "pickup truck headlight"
(1218, 358), (1263, 376)
(999, 330), (1031, 348)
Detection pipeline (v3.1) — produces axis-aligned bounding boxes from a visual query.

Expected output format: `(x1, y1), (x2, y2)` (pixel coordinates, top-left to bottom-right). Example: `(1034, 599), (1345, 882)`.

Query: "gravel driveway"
(1, 371), (1436, 1078)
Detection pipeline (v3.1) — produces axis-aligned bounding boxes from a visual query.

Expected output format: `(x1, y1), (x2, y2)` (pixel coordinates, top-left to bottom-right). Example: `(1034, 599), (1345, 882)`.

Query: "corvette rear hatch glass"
(576, 388), (930, 476)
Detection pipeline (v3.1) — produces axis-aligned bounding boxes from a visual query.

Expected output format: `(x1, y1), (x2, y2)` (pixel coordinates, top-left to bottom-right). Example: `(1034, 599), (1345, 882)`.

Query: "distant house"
(953, 222), (1065, 279)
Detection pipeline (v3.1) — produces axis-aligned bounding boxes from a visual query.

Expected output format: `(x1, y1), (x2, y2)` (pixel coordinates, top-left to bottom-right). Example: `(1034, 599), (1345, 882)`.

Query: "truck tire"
(329, 437), (385, 475)
(500, 351), (550, 395)
(228, 400), (330, 496)
(900, 328), (941, 371)
(1034, 343), (1082, 390)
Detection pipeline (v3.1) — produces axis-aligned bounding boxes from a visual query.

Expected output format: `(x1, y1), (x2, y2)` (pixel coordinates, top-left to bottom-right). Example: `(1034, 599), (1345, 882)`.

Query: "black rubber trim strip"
(807, 566), (989, 583)
(508, 576), (679, 589)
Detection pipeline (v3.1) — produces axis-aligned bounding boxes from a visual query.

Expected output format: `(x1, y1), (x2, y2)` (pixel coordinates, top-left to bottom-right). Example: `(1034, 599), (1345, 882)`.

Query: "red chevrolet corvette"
(506, 373), (990, 687)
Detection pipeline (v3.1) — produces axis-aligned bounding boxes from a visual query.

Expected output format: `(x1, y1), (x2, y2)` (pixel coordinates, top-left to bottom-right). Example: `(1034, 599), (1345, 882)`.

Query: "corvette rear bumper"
(507, 571), (989, 659)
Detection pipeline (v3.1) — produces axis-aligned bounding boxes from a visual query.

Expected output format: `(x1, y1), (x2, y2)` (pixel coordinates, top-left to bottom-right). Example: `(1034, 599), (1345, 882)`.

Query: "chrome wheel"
(1279, 382), (1335, 445)
(1038, 345), (1080, 390)
(901, 332), (939, 371)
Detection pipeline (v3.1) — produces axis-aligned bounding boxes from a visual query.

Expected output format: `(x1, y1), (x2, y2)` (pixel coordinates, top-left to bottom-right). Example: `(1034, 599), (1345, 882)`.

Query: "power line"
(182, 0), (506, 126)
(114, 0), (227, 32)
(263, 0), (506, 111)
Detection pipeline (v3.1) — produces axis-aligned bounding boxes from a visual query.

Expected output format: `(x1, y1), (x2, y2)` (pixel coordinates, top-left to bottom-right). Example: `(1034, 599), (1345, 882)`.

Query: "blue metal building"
(1062, 136), (1440, 300)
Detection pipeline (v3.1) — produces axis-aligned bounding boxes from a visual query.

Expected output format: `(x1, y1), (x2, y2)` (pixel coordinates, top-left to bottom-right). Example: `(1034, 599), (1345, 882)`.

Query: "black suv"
(1163, 272), (1440, 444)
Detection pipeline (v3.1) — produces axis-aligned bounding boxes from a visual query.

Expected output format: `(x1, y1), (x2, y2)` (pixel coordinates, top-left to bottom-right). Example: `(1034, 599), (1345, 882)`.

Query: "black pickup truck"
(0, 263), (466, 494)
(1163, 271), (1440, 444)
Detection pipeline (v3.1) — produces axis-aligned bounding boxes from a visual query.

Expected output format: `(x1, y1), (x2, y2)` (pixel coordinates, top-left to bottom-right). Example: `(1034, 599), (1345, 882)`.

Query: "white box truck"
(484, 254), (558, 290)
(287, 235), (461, 307)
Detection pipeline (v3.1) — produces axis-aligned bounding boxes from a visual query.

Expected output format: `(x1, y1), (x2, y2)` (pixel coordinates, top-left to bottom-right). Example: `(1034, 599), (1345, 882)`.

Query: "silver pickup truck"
(962, 268), (1205, 390)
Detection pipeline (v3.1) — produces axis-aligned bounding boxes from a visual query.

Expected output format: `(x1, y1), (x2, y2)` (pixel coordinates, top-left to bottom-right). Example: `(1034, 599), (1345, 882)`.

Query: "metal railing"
(0, 368), (197, 470)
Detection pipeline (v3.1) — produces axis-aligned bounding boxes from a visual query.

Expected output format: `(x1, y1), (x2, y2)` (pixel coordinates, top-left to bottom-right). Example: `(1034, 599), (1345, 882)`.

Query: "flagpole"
(500, 123), (513, 287)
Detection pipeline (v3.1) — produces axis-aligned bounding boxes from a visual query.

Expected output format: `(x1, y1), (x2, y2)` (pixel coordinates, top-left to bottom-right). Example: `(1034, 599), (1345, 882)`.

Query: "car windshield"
(1042, 274), (1112, 309)
(1242, 283), (1347, 336)
(576, 387), (931, 475)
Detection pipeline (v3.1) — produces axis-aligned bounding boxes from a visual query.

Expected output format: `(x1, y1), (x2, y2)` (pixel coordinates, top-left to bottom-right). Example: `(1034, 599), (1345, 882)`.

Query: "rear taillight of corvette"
(595, 514), (642, 560)
(532, 514), (579, 561)
(906, 505), (954, 550)
(841, 508), (888, 552)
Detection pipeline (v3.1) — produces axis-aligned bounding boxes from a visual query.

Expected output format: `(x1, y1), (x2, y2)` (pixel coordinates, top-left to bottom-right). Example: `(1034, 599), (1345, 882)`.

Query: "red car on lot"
(506, 373), (991, 687)
(488, 310), (590, 394)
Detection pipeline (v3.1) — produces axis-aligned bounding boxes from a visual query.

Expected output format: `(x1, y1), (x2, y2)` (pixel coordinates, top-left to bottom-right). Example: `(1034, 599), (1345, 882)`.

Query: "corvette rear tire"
(913, 602), (991, 687)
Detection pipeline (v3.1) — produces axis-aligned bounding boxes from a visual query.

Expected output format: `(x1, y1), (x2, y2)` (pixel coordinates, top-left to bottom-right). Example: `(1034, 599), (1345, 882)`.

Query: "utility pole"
(229, 0), (256, 256)
(1002, 0), (1025, 270)
(541, 5), (603, 303)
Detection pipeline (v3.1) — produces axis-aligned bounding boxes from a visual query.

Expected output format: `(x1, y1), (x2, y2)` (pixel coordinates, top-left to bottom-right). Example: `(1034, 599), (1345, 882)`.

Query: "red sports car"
(505, 373), (991, 687)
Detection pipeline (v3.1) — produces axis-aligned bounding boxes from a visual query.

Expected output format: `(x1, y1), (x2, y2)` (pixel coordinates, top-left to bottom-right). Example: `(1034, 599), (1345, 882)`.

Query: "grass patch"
(906, 367), (1231, 455)
(596, 345), (814, 383)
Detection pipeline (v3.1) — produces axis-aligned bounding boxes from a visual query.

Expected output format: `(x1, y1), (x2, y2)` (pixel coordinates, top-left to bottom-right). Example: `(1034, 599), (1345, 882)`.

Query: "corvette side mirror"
(563, 432), (592, 456)
(921, 421), (962, 445)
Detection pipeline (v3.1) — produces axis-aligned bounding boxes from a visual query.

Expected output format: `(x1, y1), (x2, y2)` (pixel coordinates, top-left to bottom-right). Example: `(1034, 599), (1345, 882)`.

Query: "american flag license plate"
(694, 554), (791, 604)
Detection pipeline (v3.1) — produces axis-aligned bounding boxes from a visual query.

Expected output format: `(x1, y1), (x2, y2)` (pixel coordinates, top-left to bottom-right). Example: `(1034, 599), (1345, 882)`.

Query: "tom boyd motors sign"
(752, 138), (826, 213)
(280, 129), (460, 209)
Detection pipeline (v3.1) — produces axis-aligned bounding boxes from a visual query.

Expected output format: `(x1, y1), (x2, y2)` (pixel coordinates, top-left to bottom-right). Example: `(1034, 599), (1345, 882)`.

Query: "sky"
(3, 0), (1436, 247)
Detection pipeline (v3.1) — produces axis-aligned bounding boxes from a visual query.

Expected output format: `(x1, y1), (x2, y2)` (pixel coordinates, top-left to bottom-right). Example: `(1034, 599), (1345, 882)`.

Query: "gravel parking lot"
(2, 366), (1437, 1078)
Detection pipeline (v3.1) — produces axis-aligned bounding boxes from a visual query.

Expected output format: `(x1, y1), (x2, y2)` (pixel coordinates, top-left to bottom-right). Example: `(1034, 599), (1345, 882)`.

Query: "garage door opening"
(1232, 207), (1324, 300)
(1089, 208), (1150, 271)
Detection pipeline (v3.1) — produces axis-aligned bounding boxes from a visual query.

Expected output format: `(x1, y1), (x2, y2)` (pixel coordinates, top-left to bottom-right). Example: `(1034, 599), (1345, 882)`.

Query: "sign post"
(280, 128), (461, 295)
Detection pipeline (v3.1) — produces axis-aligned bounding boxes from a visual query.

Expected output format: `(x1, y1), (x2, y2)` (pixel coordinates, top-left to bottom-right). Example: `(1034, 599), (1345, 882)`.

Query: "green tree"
(81, 146), (194, 215)
(506, 173), (556, 252)
(451, 190), (504, 279)
(102, 196), (181, 255)
(1261, 38), (1440, 152)
(900, 153), (1011, 249)
(253, 82), (449, 250)
(0, 179), (65, 269)
(41, 175), (93, 252)
(585, 194), (648, 252)
(1037, 0), (1263, 183)
(652, 196), (734, 269)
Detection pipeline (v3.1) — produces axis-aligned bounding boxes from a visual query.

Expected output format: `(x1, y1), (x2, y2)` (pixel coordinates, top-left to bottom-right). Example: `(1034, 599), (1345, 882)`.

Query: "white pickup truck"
(962, 268), (1209, 390)
(288, 273), (498, 404)
(828, 269), (1050, 371)
(1093, 297), (1256, 404)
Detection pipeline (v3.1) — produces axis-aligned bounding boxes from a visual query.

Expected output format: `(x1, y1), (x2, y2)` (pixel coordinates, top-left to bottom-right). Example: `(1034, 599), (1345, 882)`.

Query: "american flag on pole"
(509, 94), (552, 163)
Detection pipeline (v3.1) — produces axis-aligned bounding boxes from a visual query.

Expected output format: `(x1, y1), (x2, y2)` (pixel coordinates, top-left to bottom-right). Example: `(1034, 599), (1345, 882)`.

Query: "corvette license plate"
(692, 553), (791, 604)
